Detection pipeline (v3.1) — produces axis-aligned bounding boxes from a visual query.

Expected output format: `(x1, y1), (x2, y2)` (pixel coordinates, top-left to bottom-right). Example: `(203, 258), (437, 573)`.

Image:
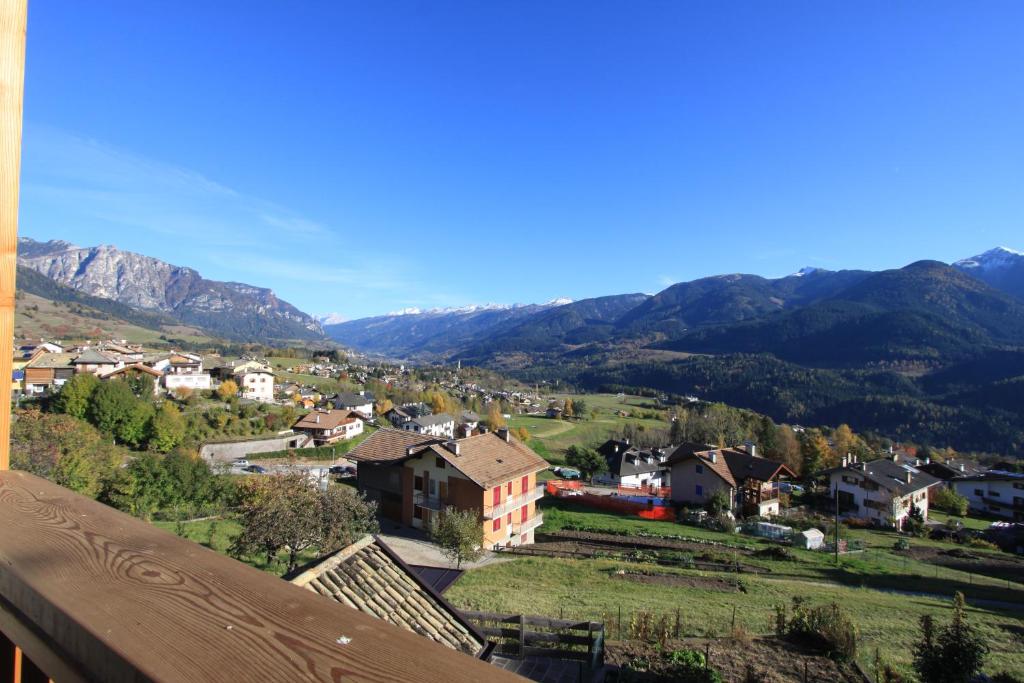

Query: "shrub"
(754, 545), (793, 560)
(967, 538), (999, 551)
(894, 537), (911, 551)
(665, 649), (722, 683)
(779, 597), (858, 661)
(913, 592), (988, 683)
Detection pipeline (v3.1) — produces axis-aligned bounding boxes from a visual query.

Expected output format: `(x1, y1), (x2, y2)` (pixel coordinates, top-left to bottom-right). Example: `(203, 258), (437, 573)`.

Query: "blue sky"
(19, 2), (1024, 320)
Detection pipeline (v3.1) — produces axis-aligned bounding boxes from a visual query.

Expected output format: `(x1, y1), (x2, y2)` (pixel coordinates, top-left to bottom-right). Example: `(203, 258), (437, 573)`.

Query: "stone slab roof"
(289, 536), (487, 657)
(347, 428), (439, 464)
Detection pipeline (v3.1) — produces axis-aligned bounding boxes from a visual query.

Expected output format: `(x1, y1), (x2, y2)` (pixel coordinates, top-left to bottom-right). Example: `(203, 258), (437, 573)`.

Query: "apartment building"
(827, 456), (941, 529)
(952, 472), (1024, 521)
(349, 427), (549, 548)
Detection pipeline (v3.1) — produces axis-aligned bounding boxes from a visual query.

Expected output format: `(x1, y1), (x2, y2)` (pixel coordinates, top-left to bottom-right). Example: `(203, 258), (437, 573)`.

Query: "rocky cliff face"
(17, 238), (324, 341)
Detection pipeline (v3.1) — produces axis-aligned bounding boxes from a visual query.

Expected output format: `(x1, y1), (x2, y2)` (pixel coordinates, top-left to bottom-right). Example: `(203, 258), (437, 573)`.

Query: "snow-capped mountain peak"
(790, 266), (823, 278)
(316, 312), (347, 325)
(954, 246), (1024, 270)
(544, 297), (574, 306)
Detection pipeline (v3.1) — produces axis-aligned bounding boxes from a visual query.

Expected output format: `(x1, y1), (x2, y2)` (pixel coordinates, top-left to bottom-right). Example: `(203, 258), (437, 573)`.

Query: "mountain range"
(326, 247), (1024, 454)
(17, 238), (324, 342)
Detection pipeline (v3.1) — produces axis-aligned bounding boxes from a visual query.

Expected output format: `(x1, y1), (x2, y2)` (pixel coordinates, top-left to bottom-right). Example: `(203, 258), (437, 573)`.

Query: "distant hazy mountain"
(324, 303), (562, 358)
(18, 238), (324, 342)
(955, 246), (1024, 301)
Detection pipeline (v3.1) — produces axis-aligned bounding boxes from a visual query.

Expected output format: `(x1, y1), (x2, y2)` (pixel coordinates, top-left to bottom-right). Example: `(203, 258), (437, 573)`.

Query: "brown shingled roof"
(346, 428), (439, 463)
(289, 536), (487, 657)
(425, 432), (549, 489)
(292, 409), (361, 431)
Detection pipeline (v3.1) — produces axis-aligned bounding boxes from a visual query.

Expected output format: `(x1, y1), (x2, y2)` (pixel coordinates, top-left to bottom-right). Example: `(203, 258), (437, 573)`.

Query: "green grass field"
(511, 393), (670, 463)
(445, 555), (1024, 678)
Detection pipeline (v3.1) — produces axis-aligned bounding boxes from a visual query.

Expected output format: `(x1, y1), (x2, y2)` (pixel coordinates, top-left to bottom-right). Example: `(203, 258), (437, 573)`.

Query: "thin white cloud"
(20, 123), (333, 249)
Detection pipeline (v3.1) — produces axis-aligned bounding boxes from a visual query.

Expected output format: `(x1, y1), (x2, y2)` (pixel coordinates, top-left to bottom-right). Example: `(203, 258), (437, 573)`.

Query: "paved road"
(375, 525), (510, 570)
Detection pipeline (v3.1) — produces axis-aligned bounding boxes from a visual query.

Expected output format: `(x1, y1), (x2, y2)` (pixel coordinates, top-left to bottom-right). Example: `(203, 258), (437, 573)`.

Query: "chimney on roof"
(497, 426), (510, 443)
(915, 459), (920, 466)
(445, 440), (460, 456)
(905, 471), (913, 484)
(315, 414), (320, 424)
(459, 424), (473, 439)
(841, 455), (848, 468)
(709, 451), (717, 464)
(892, 453), (898, 462)
(925, 457), (930, 464)
(959, 463), (965, 472)
(624, 438), (630, 446)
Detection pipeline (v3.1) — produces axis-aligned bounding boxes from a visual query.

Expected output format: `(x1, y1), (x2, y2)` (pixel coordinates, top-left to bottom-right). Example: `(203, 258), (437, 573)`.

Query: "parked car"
(232, 458), (250, 468)
(559, 468), (582, 480)
(243, 465), (266, 474)
(329, 465), (356, 477)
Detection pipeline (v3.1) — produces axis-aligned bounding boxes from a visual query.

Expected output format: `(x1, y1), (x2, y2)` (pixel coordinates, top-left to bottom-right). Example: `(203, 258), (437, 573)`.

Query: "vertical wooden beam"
(0, 0), (28, 471)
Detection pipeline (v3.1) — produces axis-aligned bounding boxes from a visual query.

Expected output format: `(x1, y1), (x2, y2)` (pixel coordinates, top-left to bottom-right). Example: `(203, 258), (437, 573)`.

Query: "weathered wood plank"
(0, 471), (525, 682)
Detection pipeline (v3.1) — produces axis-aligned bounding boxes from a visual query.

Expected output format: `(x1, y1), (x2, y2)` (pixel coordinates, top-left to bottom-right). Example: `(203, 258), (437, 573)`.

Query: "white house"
(234, 367), (275, 403)
(827, 456), (941, 530)
(292, 410), (365, 446)
(592, 439), (671, 490)
(402, 413), (456, 439)
(333, 392), (374, 419)
(163, 352), (211, 392)
(951, 472), (1024, 521)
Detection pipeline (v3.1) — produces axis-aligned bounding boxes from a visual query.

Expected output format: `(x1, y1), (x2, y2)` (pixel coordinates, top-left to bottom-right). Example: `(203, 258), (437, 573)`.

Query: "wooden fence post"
(0, 0), (28, 472)
(518, 614), (525, 659)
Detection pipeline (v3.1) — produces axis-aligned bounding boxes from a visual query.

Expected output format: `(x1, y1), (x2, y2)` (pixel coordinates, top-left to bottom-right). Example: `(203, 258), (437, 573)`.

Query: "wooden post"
(0, 0), (27, 472)
(517, 614), (525, 659)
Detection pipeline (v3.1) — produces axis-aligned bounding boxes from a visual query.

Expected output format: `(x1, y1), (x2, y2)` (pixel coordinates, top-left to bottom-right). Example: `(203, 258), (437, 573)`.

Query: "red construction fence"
(546, 480), (676, 522)
(616, 483), (671, 499)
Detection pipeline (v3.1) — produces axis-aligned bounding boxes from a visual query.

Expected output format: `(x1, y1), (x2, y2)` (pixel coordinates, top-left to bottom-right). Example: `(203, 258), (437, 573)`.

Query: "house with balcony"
(593, 439), (671, 490)
(667, 443), (795, 517)
(349, 427), (549, 548)
(402, 413), (456, 439)
(826, 456), (941, 529)
(332, 391), (374, 418)
(951, 471), (1024, 521)
(72, 348), (122, 375)
(163, 351), (211, 392)
(292, 409), (364, 445)
(232, 366), (275, 403)
(22, 351), (76, 394)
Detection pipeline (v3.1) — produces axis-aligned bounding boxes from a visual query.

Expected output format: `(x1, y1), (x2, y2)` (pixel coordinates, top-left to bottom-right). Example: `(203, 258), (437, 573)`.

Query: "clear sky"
(18, 2), (1024, 320)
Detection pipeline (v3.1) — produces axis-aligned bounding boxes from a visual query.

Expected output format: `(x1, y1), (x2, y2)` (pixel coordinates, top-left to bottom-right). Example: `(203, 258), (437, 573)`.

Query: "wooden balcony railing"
(0, 471), (526, 682)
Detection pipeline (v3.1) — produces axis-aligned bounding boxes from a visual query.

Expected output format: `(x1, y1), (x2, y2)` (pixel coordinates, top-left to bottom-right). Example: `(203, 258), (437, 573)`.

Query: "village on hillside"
(8, 334), (1024, 682)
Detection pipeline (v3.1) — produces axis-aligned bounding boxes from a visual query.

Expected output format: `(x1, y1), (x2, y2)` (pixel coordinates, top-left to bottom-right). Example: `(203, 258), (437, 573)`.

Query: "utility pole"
(0, 0), (28, 471)
(834, 483), (840, 565)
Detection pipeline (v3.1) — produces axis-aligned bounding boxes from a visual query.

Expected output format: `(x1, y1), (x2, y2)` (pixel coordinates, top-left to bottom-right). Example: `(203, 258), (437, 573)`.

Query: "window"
(521, 505), (528, 523)
(435, 457), (446, 469)
(975, 489), (984, 496)
(414, 506), (423, 520)
(429, 480), (436, 496)
(989, 491), (1000, 497)
(506, 513), (512, 525)
(696, 484), (703, 496)
(492, 486), (501, 506)
(507, 482), (513, 495)
(415, 476), (424, 491)
(522, 475), (529, 494)
(493, 518), (501, 532)
(695, 464), (704, 474)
